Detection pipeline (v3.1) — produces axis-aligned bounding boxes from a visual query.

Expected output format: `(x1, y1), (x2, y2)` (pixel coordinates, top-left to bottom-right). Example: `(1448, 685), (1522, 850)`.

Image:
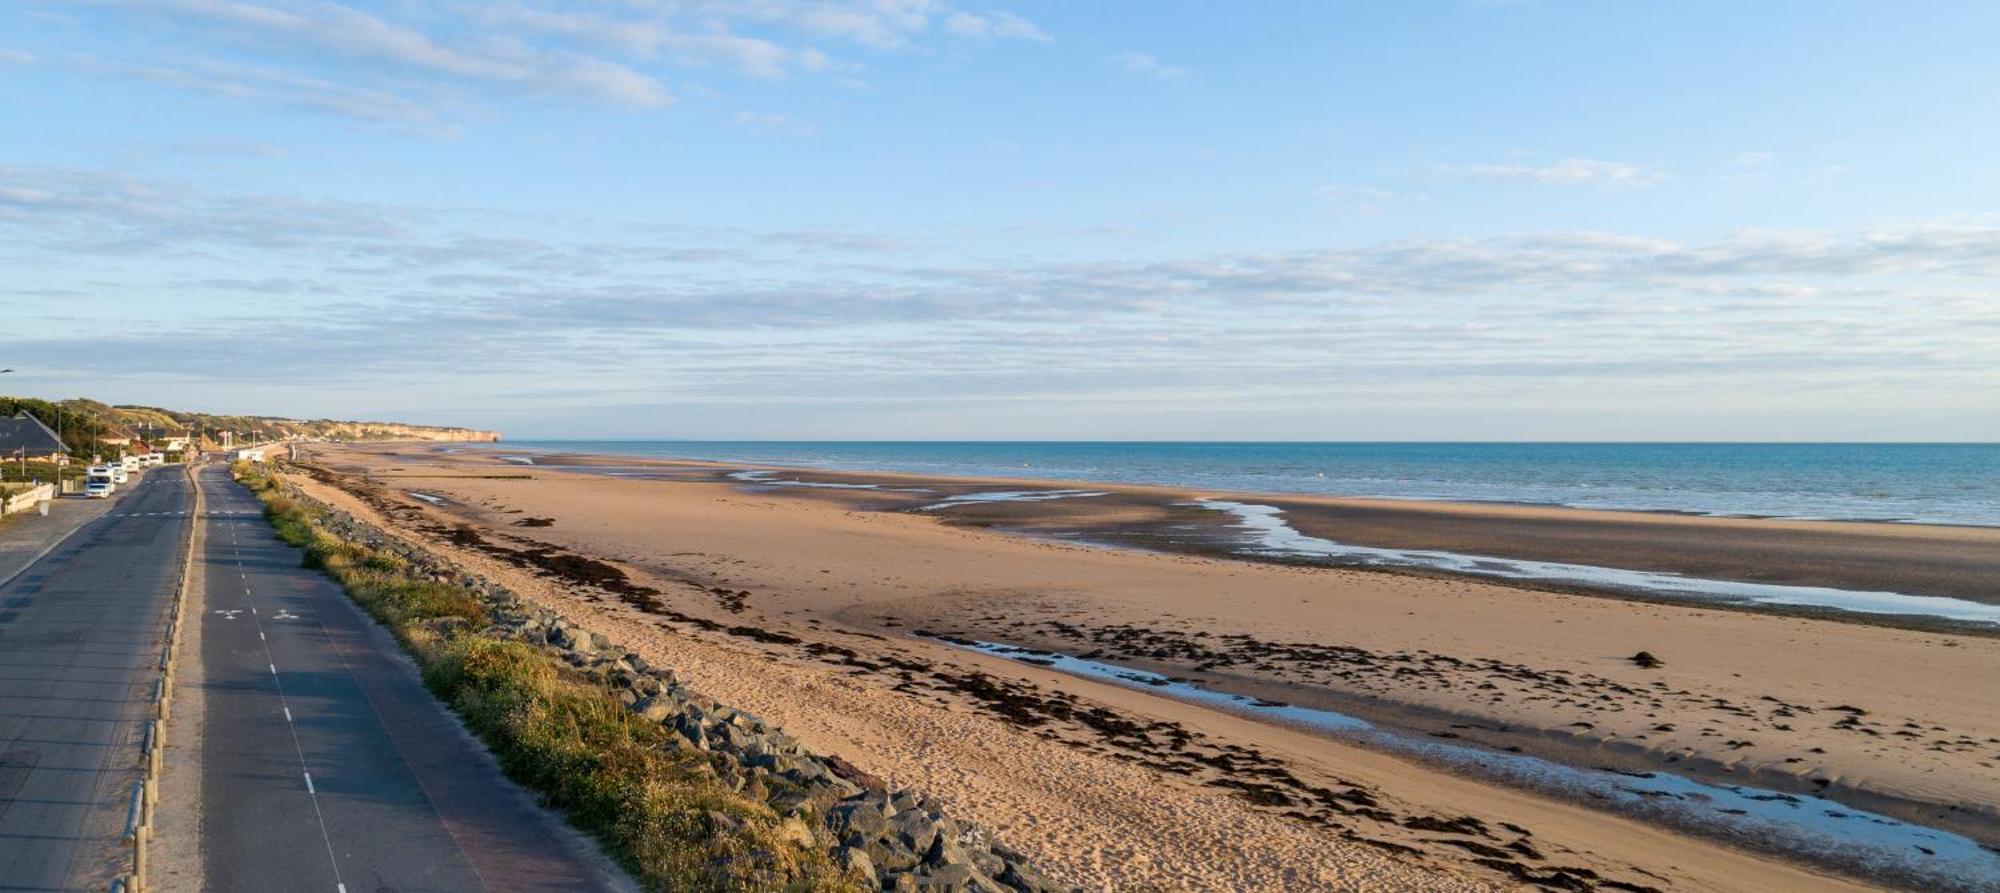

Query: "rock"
(913, 864), (974, 891)
(968, 849), (1005, 877)
(890, 808), (939, 854)
(828, 801), (890, 842)
(1629, 651), (1664, 669)
(999, 862), (1062, 893)
(704, 809), (747, 834)
(863, 836), (922, 872)
(778, 815), (815, 848)
(633, 695), (676, 722)
(836, 846), (877, 883)
(926, 834), (970, 868)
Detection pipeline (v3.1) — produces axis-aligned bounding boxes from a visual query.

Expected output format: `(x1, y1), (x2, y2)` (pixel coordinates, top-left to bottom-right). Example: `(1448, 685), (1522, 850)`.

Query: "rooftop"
(0, 412), (68, 458)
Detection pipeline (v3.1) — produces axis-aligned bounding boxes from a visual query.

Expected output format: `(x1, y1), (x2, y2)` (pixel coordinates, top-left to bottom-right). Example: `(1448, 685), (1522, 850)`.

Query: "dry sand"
(276, 443), (2000, 892)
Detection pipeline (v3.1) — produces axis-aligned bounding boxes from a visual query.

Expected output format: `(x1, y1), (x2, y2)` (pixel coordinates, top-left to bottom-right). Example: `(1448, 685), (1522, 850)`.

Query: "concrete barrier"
(0, 482), (53, 516)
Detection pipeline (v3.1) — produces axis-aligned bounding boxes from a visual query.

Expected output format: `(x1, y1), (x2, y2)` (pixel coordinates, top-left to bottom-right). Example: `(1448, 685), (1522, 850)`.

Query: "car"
(111, 466), (129, 484)
(85, 481), (113, 498)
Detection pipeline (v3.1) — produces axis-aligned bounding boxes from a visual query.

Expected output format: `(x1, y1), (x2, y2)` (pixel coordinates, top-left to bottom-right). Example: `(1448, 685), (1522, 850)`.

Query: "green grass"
(232, 464), (859, 893)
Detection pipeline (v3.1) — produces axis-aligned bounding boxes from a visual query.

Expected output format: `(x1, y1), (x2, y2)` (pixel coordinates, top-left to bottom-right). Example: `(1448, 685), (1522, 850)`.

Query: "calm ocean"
(481, 441), (2000, 527)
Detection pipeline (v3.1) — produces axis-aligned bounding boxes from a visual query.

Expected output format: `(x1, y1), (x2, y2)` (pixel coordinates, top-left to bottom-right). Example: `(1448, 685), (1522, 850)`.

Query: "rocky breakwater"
(300, 493), (1067, 893)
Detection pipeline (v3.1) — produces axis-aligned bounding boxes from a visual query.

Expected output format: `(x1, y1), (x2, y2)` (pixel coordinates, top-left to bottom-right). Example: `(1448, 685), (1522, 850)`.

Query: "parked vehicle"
(85, 465), (116, 496)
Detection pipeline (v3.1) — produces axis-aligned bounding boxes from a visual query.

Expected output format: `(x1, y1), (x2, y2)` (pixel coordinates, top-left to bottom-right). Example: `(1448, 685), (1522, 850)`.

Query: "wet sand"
(284, 443), (2000, 892)
(499, 449), (2000, 612)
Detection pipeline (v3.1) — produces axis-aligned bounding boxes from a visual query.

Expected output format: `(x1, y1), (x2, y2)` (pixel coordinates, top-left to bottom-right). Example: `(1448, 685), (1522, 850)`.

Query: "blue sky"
(2, 1), (1997, 440)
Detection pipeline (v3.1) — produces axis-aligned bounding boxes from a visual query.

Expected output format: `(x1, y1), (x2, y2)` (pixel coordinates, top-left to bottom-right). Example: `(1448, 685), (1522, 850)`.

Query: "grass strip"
(234, 464), (858, 893)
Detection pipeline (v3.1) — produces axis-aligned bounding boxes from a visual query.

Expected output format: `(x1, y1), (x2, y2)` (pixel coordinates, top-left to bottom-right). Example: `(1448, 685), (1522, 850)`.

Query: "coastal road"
(0, 468), (191, 890)
(193, 463), (627, 892)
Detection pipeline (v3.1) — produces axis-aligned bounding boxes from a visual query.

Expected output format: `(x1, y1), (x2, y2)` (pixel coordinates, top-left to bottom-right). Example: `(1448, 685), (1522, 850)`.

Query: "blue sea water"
(483, 441), (2000, 527)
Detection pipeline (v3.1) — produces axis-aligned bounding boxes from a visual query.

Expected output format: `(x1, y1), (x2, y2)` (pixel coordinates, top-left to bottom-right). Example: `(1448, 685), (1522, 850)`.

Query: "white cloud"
(1442, 157), (1663, 185)
(41, 53), (440, 125)
(94, 0), (673, 106)
(8, 163), (1996, 435)
(65, 0), (1047, 120)
(1111, 52), (1186, 79)
(945, 10), (1051, 42)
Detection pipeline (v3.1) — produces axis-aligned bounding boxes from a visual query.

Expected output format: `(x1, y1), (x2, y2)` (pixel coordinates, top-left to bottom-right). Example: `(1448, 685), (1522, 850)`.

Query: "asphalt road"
(194, 464), (626, 893)
(0, 468), (191, 891)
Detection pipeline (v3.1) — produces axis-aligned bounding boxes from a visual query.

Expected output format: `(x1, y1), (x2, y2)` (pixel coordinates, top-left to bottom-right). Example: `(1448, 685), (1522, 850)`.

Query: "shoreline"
(303, 442), (2000, 891)
(452, 440), (2000, 531)
(423, 445), (2000, 624)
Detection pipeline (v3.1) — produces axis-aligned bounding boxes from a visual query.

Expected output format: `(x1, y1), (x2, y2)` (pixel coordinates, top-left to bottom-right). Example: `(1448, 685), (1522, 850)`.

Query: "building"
(0, 411), (69, 462)
(135, 425), (193, 452)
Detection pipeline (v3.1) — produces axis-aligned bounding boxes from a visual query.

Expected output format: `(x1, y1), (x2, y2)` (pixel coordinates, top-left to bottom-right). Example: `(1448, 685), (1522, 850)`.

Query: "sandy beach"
(280, 442), (2000, 892)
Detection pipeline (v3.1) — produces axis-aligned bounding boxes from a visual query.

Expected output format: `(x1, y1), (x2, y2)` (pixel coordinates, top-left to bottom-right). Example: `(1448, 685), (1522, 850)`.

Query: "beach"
(283, 442), (2000, 892)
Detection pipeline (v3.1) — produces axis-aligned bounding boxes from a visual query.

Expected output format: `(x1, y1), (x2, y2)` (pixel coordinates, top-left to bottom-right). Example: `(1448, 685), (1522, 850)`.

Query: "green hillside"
(0, 396), (498, 458)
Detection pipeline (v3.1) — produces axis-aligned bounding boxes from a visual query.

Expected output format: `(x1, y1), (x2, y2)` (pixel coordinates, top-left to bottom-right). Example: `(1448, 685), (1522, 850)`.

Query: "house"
(135, 425), (193, 452)
(0, 411), (69, 462)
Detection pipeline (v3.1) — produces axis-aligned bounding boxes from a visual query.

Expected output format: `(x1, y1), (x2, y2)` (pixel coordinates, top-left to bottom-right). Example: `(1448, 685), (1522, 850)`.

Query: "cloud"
(1111, 52), (1186, 79)
(944, 10), (1051, 42)
(762, 229), (903, 252)
(1442, 157), (1663, 185)
(100, 0), (669, 106)
(77, 55), (440, 125)
(59, 0), (1047, 123)
(5, 163), (1997, 431)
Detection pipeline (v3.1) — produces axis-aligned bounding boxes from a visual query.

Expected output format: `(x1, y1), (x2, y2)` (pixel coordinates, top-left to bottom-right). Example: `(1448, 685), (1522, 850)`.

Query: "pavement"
(0, 468), (192, 891)
(190, 463), (630, 893)
(0, 463), (630, 892)
(0, 479), (141, 589)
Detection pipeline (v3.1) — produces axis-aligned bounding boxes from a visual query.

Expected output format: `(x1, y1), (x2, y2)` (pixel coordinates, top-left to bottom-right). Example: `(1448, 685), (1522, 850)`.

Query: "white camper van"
(85, 465), (116, 498)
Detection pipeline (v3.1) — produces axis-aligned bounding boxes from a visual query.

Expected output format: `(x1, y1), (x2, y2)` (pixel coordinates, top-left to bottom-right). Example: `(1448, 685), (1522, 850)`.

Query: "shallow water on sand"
(947, 639), (2000, 893)
(1194, 500), (2000, 625)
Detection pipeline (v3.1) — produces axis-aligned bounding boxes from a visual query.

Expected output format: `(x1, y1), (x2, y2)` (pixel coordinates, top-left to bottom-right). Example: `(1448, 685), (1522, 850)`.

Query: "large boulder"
(632, 695), (676, 722)
(827, 800), (890, 842)
(890, 808), (939, 855)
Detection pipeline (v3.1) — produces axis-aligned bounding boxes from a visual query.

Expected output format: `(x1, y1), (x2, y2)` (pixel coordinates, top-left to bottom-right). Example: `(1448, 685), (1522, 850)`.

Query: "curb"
(112, 462), (201, 892)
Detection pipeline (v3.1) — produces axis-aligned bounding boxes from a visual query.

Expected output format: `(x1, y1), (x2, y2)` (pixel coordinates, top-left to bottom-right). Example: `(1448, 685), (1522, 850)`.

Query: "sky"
(2, 0), (1998, 441)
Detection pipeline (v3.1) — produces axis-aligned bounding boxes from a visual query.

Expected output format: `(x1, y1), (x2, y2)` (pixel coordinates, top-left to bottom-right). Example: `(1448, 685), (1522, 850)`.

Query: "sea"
(475, 441), (2000, 528)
